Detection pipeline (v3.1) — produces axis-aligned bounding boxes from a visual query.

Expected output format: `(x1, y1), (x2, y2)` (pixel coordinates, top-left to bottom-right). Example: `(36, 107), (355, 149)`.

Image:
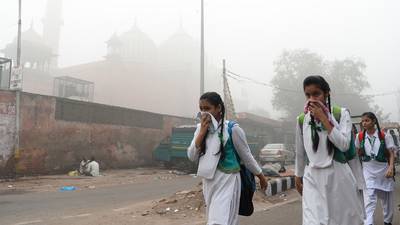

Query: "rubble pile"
(150, 183), (205, 218)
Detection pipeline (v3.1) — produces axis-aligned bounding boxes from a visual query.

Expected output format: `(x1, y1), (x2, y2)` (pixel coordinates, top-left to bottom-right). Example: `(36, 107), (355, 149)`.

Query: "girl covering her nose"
(295, 75), (364, 225)
(187, 92), (267, 225)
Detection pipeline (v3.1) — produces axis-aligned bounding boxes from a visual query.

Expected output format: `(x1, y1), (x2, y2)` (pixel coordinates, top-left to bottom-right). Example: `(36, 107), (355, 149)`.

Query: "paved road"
(242, 176), (400, 225)
(1, 174), (399, 225)
(0, 176), (200, 225)
(241, 200), (301, 225)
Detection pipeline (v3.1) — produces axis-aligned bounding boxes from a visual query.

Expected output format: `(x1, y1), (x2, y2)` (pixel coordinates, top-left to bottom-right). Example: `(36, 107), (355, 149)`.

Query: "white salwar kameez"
(295, 108), (364, 225)
(188, 121), (262, 225)
(355, 131), (395, 225)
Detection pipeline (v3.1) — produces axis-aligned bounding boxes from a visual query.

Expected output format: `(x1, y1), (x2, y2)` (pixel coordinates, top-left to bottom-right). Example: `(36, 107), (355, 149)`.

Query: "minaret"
(42, 0), (63, 68)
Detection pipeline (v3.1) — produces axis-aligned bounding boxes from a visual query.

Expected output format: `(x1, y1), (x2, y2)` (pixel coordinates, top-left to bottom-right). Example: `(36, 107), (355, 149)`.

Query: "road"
(1, 174), (399, 225)
(241, 175), (400, 225)
(0, 176), (200, 225)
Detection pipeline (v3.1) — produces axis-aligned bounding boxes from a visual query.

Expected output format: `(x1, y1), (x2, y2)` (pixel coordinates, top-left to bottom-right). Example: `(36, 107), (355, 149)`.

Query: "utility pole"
(17, 0), (22, 67)
(200, 0), (205, 96)
(222, 59), (236, 120)
(14, 0), (22, 178)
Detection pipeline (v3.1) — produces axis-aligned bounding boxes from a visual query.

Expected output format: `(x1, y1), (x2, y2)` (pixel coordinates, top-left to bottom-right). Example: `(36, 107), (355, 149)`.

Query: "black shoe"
(384, 222), (392, 225)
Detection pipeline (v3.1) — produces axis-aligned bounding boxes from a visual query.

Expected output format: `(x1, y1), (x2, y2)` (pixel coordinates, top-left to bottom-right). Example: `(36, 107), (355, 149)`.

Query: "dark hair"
(361, 112), (390, 157)
(303, 75), (334, 154)
(352, 124), (358, 136)
(361, 112), (382, 136)
(303, 75), (331, 93)
(199, 92), (226, 160)
(90, 156), (95, 162)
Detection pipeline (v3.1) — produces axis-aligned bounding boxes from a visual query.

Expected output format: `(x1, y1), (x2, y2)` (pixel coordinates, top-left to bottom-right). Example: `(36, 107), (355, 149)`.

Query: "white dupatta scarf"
(197, 112), (229, 179)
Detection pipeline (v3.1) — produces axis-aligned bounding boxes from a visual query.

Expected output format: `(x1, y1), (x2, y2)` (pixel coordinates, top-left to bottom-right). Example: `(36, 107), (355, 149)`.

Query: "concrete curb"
(265, 176), (295, 196)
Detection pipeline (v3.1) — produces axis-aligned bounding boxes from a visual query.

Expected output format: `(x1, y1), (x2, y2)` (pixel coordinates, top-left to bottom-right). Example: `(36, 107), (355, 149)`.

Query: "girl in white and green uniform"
(355, 112), (396, 225)
(187, 92), (268, 225)
(295, 75), (364, 225)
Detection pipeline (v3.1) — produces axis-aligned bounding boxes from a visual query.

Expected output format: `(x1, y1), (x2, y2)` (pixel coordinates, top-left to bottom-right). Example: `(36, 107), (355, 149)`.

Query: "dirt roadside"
(0, 168), (188, 193)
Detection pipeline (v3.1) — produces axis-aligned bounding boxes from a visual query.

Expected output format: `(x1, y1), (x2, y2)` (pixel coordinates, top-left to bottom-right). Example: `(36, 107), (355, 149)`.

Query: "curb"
(265, 176), (295, 196)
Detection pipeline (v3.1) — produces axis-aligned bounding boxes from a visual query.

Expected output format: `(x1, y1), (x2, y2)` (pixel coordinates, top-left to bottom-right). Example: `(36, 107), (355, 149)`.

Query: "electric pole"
(17, 0), (22, 67)
(200, 0), (205, 96)
(222, 59), (236, 120)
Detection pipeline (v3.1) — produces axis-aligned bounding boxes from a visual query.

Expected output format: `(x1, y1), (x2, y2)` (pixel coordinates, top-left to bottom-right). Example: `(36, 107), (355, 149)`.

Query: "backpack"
(227, 121), (256, 216)
(358, 130), (388, 162)
(297, 106), (356, 163)
(359, 130), (396, 180)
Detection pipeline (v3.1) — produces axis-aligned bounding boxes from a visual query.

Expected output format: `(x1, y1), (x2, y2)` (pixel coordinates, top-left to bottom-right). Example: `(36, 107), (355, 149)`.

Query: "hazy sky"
(1, 0), (399, 120)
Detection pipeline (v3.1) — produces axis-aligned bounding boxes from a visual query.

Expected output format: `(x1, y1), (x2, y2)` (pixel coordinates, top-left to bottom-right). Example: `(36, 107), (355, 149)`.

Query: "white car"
(259, 143), (295, 165)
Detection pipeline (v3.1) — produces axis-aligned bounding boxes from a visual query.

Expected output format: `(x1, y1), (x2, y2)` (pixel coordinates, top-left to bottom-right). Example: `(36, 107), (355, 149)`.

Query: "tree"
(271, 49), (326, 120)
(328, 59), (389, 120)
(327, 58), (370, 116)
(271, 49), (384, 120)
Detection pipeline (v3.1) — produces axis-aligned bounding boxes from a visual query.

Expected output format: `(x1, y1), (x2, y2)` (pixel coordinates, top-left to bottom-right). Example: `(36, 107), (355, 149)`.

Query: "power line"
(226, 70), (300, 93)
(365, 91), (399, 97)
(225, 69), (400, 97)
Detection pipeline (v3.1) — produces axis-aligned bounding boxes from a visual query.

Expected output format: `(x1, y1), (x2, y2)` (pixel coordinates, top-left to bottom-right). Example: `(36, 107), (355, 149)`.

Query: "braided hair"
(361, 112), (382, 134)
(361, 112), (389, 157)
(362, 112), (384, 143)
(303, 75), (334, 155)
(199, 92), (226, 160)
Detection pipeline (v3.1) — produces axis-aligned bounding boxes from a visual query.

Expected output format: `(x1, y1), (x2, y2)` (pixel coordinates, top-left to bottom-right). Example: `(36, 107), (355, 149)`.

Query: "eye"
(312, 91), (322, 97)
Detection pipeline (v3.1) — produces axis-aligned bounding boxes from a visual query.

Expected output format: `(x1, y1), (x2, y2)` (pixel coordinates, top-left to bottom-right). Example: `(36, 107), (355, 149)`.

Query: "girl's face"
(361, 116), (375, 130)
(199, 99), (222, 120)
(304, 84), (328, 103)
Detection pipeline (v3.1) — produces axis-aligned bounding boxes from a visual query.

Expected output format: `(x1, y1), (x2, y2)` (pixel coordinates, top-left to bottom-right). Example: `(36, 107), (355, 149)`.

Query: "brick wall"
(7, 91), (193, 175)
(0, 90), (17, 178)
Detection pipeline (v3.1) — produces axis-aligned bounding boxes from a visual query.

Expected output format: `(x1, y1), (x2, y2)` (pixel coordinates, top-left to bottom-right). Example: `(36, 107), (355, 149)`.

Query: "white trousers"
(363, 188), (394, 225)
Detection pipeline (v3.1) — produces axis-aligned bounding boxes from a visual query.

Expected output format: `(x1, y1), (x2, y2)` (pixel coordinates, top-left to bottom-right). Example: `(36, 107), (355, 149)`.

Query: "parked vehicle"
(258, 143), (295, 166)
(153, 125), (260, 171)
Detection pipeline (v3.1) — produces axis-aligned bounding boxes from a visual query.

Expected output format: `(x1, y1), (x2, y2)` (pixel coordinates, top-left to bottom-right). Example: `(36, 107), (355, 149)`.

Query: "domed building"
(105, 23), (157, 64)
(1, 22), (54, 72)
(158, 26), (198, 70)
(0, 0), (63, 95)
(157, 26), (200, 117)
(1, 22), (56, 95)
(105, 33), (122, 61)
(1, 5), (218, 118)
(58, 22), (162, 114)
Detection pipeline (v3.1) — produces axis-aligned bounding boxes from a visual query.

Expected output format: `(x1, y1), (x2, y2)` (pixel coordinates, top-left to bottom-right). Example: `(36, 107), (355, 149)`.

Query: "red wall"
(3, 92), (193, 175)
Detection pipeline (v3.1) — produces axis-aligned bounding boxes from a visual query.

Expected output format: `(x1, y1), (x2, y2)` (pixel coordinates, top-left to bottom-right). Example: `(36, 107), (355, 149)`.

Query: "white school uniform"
(295, 108), (364, 225)
(187, 119), (261, 225)
(355, 130), (395, 225)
